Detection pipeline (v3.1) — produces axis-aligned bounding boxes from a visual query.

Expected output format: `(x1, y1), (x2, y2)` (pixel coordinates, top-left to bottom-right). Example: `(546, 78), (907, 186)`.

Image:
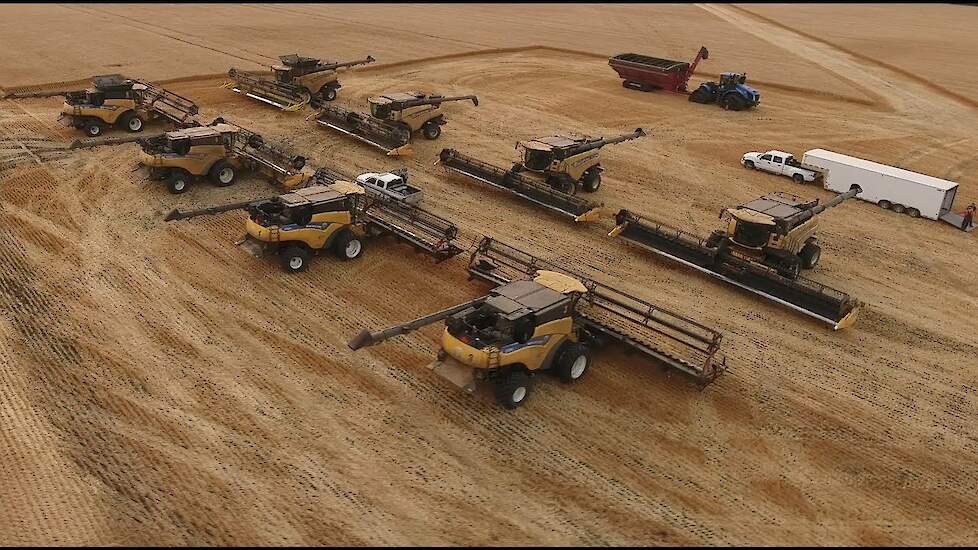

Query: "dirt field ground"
(1, 3), (977, 546)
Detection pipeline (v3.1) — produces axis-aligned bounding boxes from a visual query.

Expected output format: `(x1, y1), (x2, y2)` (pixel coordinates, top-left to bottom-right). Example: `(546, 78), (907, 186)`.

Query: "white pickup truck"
(741, 150), (822, 184)
(355, 169), (423, 205)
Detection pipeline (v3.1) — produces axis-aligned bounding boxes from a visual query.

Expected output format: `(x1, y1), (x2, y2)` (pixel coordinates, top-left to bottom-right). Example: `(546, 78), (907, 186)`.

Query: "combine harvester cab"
(225, 54), (375, 112)
(609, 186), (864, 330)
(58, 74), (199, 137)
(609, 46), (709, 93)
(164, 178), (464, 271)
(314, 92), (478, 157)
(137, 118), (312, 194)
(348, 235), (725, 409)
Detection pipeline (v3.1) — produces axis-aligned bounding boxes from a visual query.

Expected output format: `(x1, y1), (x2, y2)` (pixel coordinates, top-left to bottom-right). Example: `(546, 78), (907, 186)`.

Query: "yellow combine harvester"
(225, 54), (375, 111)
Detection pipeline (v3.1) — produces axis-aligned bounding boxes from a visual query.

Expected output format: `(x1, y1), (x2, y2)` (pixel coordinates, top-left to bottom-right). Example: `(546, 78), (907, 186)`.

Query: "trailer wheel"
(878, 200), (892, 210)
(209, 160), (236, 186)
(495, 370), (532, 410)
(280, 245), (310, 273)
(332, 229), (364, 260)
(83, 120), (105, 137)
(555, 342), (591, 383)
(906, 207), (920, 218)
(120, 111), (144, 133)
(800, 242), (821, 269)
(581, 169), (601, 192)
(744, 160), (755, 170)
(166, 169), (192, 194)
(792, 173), (805, 184)
(422, 122), (442, 140)
(892, 203), (906, 214)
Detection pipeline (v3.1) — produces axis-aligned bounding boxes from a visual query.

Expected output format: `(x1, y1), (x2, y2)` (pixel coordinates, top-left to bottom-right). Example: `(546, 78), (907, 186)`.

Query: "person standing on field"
(961, 203), (976, 231)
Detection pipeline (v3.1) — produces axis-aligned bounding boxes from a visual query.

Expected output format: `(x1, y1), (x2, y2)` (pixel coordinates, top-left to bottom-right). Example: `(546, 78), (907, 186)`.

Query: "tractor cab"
(719, 72), (747, 88)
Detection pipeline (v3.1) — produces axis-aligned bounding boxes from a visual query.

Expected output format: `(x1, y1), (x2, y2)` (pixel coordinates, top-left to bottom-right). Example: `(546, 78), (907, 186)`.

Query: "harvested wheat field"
(1, 3), (977, 546)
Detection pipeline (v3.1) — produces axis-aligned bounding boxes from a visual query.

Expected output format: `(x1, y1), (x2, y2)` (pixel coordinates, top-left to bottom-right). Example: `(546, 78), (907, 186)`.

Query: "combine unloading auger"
(437, 148), (605, 222)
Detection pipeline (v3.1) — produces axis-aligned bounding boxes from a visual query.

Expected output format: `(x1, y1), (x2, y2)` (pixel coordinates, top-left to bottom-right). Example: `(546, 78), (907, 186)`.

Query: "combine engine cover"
(467, 236), (725, 383)
(609, 210), (861, 329)
(438, 148), (604, 222)
(313, 104), (413, 156)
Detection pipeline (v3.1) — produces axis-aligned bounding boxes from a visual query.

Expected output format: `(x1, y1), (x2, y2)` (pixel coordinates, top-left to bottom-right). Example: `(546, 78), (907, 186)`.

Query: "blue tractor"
(688, 72), (760, 111)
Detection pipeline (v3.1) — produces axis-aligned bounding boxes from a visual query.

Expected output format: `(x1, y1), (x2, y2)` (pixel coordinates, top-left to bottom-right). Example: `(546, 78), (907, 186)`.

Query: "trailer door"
(940, 185), (957, 215)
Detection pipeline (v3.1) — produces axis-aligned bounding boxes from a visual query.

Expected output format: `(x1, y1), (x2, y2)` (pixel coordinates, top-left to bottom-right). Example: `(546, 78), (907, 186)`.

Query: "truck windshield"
(523, 149), (553, 171)
(732, 222), (770, 248)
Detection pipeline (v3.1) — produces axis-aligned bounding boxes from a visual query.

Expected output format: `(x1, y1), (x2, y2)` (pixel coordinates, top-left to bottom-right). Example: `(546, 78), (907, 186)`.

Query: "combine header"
(609, 187), (864, 329)
(57, 74), (198, 137)
(438, 148), (605, 222)
(348, 235), (725, 409)
(314, 92), (478, 156)
(164, 179), (463, 269)
(225, 54), (375, 111)
(138, 118), (312, 193)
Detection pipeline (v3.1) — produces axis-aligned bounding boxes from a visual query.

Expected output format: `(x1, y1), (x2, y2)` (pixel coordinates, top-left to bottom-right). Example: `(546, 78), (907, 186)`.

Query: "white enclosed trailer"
(801, 148), (968, 229)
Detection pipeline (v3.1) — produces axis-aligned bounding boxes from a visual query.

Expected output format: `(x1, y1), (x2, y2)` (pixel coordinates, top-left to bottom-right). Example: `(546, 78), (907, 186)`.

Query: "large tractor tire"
(209, 160), (236, 186)
(800, 242), (821, 269)
(721, 93), (748, 111)
(581, 168), (601, 193)
(554, 342), (591, 383)
(119, 111), (144, 133)
(688, 87), (713, 104)
(280, 245), (311, 273)
(494, 370), (532, 410)
(332, 229), (364, 261)
(166, 169), (192, 194)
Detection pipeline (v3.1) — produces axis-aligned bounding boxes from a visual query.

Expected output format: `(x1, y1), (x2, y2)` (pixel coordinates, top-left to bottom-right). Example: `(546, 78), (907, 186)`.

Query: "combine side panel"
(314, 105), (411, 155)
(363, 198), (464, 262)
(612, 211), (861, 329)
(135, 81), (199, 125)
(438, 149), (604, 222)
(467, 236), (724, 382)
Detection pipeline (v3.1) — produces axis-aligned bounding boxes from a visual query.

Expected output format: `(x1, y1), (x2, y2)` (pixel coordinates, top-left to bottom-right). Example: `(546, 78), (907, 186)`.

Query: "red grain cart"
(609, 47), (709, 94)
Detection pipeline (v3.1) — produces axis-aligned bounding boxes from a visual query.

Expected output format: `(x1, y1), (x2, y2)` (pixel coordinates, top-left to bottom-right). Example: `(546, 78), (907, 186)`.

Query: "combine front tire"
(166, 169), (192, 194)
(209, 160), (236, 187)
(120, 112), (144, 133)
(555, 342), (591, 383)
(495, 370), (532, 410)
(422, 122), (442, 140)
(581, 169), (601, 192)
(800, 242), (821, 269)
(332, 229), (364, 261)
(281, 245), (310, 273)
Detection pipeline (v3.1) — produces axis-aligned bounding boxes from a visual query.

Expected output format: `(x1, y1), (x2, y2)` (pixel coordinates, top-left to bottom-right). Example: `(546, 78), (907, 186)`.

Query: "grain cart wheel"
(83, 120), (105, 137)
(792, 173), (805, 184)
(495, 370), (532, 410)
(209, 160), (236, 186)
(166, 169), (192, 194)
(878, 200), (892, 210)
(800, 242), (822, 269)
(555, 342), (591, 383)
(280, 245), (310, 273)
(907, 207), (921, 218)
(721, 94), (747, 111)
(892, 203), (906, 214)
(332, 229), (364, 261)
(581, 169), (601, 192)
(120, 112), (144, 133)
(744, 160), (755, 169)
(422, 121), (442, 140)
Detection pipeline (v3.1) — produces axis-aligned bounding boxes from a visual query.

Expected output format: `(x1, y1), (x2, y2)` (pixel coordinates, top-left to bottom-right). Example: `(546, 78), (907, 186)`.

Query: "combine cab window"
(733, 222), (770, 248)
(370, 103), (392, 120)
(523, 149), (554, 171)
(166, 138), (191, 156)
(274, 69), (292, 83)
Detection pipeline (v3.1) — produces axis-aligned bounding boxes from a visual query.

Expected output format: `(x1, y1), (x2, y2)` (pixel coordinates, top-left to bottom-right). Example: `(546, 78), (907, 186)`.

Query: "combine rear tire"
(721, 94), (747, 111)
(332, 229), (364, 261)
(555, 342), (591, 383)
(581, 169), (601, 192)
(495, 370), (532, 410)
(209, 160), (236, 186)
(120, 112), (144, 133)
(422, 122), (441, 140)
(83, 120), (105, 137)
(800, 242), (821, 269)
(166, 169), (192, 194)
(792, 173), (805, 184)
(281, 245), (310, 273)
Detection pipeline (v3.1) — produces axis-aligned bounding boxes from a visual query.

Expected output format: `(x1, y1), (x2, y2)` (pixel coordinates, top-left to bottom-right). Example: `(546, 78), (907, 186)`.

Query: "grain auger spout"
(164, 198), (268, 222)
(774, 185), (861, 234)
(386, 94), (479, 110)
(556, 127), (646, 158)
(347, 297), (490, 351)
(293, 55), (376, 74)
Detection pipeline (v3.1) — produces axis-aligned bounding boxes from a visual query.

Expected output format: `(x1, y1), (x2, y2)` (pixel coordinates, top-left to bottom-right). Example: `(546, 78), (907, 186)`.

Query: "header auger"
(314, 91), (480, 157)
(225, 54), (375, 111)
(348, 235), (725, 409)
